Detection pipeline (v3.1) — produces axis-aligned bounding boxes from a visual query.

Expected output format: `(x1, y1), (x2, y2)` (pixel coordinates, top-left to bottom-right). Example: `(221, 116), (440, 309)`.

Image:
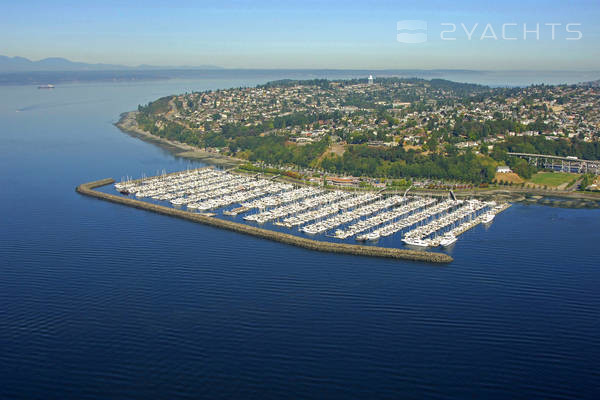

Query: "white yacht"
(482, 213), (495, 224)
(366, 232), (380, 241)
(439, 234), (457, 248)
(402, 237), (430, 247)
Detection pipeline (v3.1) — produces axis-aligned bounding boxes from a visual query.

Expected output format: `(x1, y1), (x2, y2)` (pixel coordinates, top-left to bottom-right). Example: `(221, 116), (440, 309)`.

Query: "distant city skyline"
(2, 0), (599, 70)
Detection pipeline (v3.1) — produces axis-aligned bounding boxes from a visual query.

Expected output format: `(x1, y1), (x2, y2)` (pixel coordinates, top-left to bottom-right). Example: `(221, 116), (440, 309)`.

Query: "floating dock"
(76, 178), (453, 264)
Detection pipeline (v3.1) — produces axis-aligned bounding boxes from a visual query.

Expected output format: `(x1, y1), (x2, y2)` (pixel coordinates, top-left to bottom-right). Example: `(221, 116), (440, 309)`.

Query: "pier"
(76, 178), (453, 264)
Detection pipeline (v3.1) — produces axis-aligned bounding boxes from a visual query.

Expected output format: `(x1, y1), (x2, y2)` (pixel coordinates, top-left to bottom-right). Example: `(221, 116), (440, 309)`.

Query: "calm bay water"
(1, 74), (599, 399)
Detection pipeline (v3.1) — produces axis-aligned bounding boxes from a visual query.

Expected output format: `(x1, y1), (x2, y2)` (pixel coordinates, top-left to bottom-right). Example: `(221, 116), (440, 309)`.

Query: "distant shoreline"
(2, 68), (599, 87)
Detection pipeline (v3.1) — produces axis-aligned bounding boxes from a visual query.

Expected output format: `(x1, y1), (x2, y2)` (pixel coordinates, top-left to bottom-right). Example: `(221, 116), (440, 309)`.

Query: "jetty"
(76, 178), (453, 264)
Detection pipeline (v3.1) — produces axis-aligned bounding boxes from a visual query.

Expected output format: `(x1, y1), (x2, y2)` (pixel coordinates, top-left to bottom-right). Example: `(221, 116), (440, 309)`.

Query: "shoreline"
(115, 111), (244, 168)
(76, 178), (453, 265)
(115, 111), (600, 208)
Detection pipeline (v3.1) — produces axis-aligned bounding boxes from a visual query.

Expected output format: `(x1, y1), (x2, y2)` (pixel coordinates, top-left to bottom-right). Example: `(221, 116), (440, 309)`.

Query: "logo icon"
(397, 20), (428, 43)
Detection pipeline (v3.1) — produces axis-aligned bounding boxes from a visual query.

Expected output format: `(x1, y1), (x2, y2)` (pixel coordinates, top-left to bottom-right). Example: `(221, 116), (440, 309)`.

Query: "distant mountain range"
(0, 55), (223, 72)
(0, 55), (597, 87)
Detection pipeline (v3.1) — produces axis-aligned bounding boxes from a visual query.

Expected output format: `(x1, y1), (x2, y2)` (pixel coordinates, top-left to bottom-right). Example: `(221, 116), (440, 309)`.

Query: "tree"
(580, 173), (594, 190)
(425, 136), (439, 152)
(508, 157), (536, 179)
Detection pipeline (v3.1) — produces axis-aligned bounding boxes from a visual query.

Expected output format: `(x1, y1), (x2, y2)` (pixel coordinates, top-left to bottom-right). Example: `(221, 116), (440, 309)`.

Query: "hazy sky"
(2, 0), (599, 70)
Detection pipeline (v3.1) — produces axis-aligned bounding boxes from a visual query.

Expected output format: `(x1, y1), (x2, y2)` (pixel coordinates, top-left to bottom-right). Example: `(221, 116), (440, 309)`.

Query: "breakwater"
(76, 178), (453, 264)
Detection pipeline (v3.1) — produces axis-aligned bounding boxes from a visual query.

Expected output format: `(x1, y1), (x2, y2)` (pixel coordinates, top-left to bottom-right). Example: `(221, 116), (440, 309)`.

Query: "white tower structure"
(368, 75), (374, 85)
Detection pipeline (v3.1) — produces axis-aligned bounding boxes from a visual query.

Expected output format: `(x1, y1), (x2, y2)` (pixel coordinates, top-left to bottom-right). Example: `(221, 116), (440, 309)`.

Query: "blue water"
(1, 75), (599, 399)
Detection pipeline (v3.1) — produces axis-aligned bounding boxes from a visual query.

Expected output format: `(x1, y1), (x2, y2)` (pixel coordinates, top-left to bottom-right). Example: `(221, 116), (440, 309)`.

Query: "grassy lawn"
(528, 172), (579, 187)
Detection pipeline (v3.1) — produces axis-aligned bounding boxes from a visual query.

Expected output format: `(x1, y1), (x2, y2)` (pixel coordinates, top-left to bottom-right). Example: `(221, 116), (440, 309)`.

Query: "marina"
(112, 167), (510, 252)
(78, 178), (453, 264)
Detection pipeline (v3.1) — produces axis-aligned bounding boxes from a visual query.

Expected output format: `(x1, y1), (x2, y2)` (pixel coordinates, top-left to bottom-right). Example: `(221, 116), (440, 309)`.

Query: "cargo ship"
(38, 84), (55, 89)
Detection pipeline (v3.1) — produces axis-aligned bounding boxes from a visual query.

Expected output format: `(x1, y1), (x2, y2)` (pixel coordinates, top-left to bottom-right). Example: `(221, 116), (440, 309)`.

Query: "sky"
(2, 0), (599, 70)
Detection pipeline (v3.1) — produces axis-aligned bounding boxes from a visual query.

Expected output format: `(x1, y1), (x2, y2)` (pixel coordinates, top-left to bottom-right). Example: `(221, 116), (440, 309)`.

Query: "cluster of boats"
(242, 187), (320, 210)
(401, 200), (503, 248)
(244, 189), (349, 224)
(188, 181), (282, 211)
(115, 168), (293, 210)
(115, 168), (508, 249)
(353, 199), (456, 242)
(300, 195), (406, 235)
(280, 192), (377, 228)
(115, 169), (212, 197)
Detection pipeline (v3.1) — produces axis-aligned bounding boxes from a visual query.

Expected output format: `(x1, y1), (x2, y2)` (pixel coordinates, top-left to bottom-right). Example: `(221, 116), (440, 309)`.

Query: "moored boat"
(439, 233), (457, 248)
(402, 237), (430, 247)
(482, 213), (495, 224)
